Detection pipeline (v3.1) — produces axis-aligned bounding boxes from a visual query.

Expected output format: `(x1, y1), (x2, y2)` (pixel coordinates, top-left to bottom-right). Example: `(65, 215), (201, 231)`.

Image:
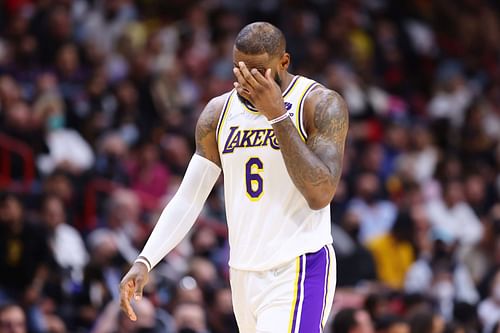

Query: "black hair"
(235, 22), (286, 56)
(408, 310), (435, 333)
(376, 315), (408, 331)
(0, 192), (20, 205)
(332, 308), (359, 333)
(391, 210), (415, 243)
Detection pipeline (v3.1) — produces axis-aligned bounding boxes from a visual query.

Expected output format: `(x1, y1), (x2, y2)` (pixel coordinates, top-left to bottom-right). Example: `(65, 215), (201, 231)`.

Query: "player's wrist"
(268, 112), (290, 125)
(134, 256), (152, 272)
(266, 104), (289, 123)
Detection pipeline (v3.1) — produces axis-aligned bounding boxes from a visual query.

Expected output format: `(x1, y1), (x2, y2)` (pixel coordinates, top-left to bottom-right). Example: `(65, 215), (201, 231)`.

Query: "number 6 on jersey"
(245, 157), (264, 201)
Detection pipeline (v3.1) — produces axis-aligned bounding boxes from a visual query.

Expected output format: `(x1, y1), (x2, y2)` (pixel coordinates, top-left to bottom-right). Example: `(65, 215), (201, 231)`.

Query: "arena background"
(0, 0), (500, 332)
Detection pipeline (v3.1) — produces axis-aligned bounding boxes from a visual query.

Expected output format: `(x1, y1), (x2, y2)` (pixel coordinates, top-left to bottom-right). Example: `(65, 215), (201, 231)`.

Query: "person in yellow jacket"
(367, 211), (416, 289)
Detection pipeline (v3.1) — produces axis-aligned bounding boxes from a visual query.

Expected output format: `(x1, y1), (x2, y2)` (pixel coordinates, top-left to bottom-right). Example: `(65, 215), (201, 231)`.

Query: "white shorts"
(229, 244), (336, 333)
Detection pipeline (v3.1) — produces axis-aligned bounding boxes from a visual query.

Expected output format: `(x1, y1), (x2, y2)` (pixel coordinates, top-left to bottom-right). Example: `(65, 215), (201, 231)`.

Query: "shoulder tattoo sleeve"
(195, 95), (226, 167)
(306, 88), (349, 188)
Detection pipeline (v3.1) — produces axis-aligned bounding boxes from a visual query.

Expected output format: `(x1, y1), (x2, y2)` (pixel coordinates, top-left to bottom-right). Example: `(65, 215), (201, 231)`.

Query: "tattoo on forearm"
(272, 88), (348, 201)
(309, 89), (348, 184)
(273, 119), (332, 188)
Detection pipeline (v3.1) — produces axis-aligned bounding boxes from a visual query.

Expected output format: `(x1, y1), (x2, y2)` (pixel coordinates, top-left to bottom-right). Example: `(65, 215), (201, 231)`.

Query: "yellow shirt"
(367, 234), (415, 289)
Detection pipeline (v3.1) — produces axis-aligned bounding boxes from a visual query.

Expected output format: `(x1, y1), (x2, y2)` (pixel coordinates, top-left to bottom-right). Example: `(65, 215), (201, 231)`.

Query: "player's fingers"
(134, 277), (145, 300)
(119, 279), (137, 321)
(233, 68), (252, 91)
(265, 68), (274, 84)
(238, 62), (260, 88)
(234, 82), (251, 99)
(251, 68), (268, 86)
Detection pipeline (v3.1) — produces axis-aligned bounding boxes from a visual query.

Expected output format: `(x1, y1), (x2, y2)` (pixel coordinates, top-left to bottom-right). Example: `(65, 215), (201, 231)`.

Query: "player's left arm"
(301, 86), (349, 208)
(234, 63), (348, 210)
(270, 86), (348, 210)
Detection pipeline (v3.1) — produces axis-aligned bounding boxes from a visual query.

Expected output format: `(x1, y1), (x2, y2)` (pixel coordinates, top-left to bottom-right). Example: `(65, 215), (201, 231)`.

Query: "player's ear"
(280, 53), (290, 70)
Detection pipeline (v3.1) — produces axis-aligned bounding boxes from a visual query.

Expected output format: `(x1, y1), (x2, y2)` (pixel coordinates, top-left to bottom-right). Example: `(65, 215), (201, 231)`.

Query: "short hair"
(235, 22), (286, 56)
(408, 310), (435, 333)
(0, 303), (25, 318)
(375, 315), (408, 331)
(332, 308), (359, 333)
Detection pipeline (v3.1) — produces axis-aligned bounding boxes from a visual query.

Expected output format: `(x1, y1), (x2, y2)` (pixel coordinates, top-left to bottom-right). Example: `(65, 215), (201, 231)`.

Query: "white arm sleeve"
(135, 154), (221, 271)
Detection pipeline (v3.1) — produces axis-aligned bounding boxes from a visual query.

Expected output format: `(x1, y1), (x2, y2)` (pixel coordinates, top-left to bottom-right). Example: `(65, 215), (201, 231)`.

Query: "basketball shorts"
(229, 244), (336, 333)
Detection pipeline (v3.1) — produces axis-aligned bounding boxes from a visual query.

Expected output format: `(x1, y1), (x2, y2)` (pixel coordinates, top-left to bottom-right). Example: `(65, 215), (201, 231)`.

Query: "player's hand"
(233, 61), (285, 120)
(119, 262), (149, 321)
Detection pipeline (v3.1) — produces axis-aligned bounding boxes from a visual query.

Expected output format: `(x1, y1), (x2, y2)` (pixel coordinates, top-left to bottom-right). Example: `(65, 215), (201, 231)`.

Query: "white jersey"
(216, 75), (333, 271)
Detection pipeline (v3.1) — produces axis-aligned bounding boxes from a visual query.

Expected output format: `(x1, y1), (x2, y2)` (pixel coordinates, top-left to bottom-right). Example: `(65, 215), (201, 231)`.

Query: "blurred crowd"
(0, 0), (499, 333)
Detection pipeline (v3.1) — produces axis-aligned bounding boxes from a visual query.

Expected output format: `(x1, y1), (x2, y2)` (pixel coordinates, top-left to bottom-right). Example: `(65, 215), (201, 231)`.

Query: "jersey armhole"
(297, 83), (319, 141)
(215, 90), (235, 146)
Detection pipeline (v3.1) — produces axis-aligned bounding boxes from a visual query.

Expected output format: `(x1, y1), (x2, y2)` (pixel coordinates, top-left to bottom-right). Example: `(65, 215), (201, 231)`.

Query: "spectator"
(333, 212), (377, 287)
(41, 194), (89, 285)
(347, 172), (397, 243)
(367, 212), (416, 289)
(332, 308), (375, 333)
(396, 125), (439, 185)
(76, 229), (127, 329)
(207, 287), (238, 333)
(173, 303), (208, 333)
(35, 90), (95, 175)
(408, 310), (445, 333)
(405, 228), (479, 319)
(376, 316), (410, 333)
(0, 304), (26, 333)
(105, 189), (141, 263)
(112, 80), (144, 145)
(426, 180), (483, 251)
(478, 269), (500, 333)
(127, 142), (170, 209)
(0, 193), (52, 304)
(94, 132), (130, 185)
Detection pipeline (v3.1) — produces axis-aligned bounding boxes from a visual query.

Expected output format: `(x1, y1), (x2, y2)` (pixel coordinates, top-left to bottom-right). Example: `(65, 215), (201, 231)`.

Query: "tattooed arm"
(271, 87), (348, 210)
(195, 94), (227, 166)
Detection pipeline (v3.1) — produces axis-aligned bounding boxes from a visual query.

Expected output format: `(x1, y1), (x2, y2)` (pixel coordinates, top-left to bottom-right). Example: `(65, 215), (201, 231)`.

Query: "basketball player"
(120, 22), (348, 333)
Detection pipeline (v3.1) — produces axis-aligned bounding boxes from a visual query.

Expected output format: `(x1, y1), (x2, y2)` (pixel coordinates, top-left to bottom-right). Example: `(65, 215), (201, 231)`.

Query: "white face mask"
(433, 281), (455, 301)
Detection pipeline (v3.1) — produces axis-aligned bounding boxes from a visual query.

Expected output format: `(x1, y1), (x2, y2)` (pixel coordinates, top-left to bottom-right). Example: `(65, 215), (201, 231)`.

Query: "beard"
(274, 72), (282, 86)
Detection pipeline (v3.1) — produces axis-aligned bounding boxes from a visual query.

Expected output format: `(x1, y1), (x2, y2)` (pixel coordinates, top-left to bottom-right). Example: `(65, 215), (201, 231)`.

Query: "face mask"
(46, 114), (65, 131)
(433, 281), (454, 301)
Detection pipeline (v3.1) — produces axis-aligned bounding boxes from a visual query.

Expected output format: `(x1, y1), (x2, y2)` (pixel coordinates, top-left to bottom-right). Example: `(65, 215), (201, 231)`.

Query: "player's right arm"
(119, 94), (226, 321)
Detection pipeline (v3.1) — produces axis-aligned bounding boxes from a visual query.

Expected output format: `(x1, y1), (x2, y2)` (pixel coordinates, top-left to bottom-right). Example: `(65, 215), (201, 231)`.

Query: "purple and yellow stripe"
(288, 245), (334, 333)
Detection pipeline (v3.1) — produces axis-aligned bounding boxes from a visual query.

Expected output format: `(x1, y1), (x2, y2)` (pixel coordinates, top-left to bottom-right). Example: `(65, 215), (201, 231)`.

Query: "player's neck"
(280, 72), (295, 93)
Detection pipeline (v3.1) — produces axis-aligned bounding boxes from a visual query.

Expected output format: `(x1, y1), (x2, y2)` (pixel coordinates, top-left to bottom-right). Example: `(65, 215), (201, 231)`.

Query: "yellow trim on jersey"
(295, 82), (316, 142)
(216, 91), (236, 148)
(240, 99), (259, 114)
(283, 75), (300, 99)
(288, 256), (301, 333)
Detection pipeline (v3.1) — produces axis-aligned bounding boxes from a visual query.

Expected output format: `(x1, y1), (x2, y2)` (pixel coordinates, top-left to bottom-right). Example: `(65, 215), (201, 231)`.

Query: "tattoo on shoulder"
(195, 95), (225, 159)
(311, 88), (349, 144)
(305, 88), (348, 186)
